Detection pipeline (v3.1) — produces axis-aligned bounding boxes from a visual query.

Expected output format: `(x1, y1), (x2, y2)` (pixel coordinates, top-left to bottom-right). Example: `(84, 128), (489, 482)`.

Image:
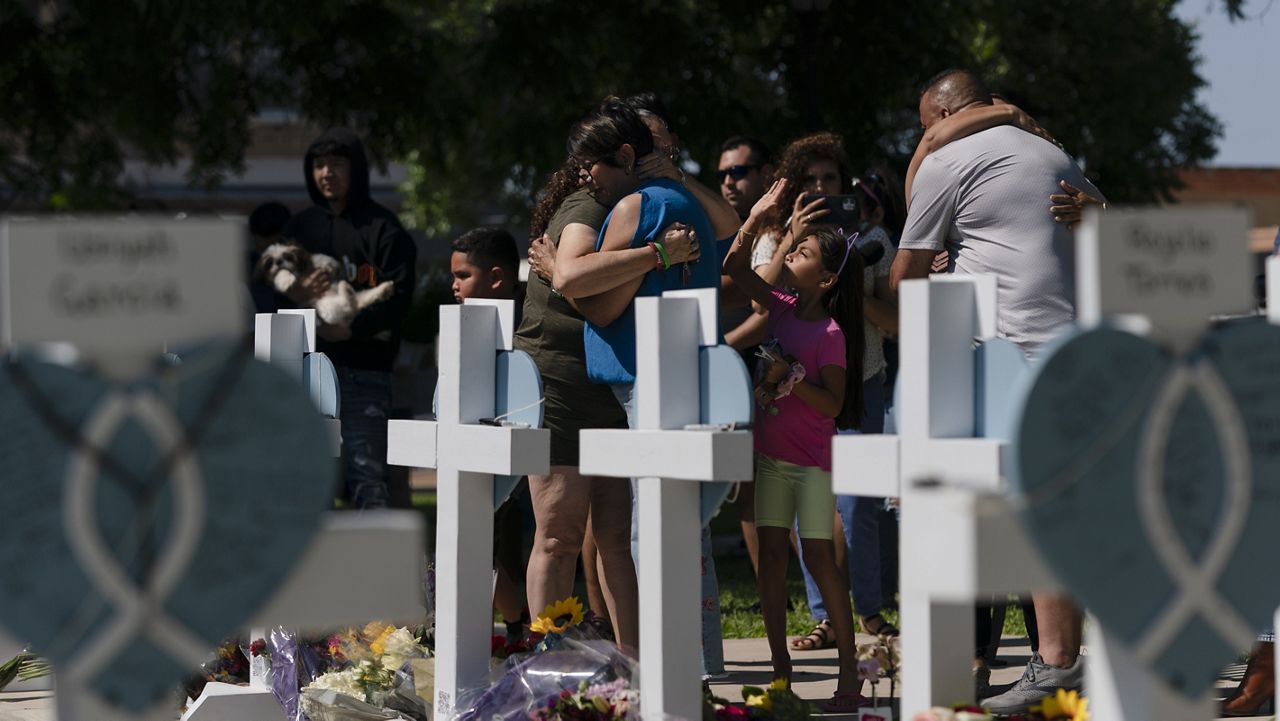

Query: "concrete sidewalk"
(707, 634), (1266, 720)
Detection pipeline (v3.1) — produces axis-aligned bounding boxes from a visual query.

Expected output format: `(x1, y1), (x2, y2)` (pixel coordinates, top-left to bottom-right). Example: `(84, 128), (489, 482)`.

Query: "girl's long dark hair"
(810, 226), (866, 431)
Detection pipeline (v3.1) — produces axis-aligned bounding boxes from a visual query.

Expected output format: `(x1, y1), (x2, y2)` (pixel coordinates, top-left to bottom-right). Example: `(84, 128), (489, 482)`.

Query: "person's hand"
(635, 153), (683, 183)
(286, 269), (331, 304)
(316, 322), (351, 342)
(930, 250), (950, 273)
(789, 192), (830, 243)
(1006, 105), (1058, 147)
(761, 348), (790, 384)
(746, 179), (788, 226)
(658, 222), (701, 264)
(527, 234), (556, 282)
(1050, 180), (1105, 230)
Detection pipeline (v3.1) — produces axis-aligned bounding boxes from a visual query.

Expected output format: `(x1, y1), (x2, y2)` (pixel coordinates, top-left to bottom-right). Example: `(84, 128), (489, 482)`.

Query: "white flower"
(305, 667), (363, 698)
(379, 628), (425, 672)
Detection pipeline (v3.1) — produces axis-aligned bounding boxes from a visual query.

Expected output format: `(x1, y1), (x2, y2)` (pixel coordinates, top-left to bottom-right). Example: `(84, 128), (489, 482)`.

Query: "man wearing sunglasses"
(718, 136), (775, 220)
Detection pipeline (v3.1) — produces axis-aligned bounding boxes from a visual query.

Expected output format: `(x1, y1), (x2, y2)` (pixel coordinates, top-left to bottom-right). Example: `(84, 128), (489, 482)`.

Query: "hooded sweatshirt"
(283, 128), (417, 372)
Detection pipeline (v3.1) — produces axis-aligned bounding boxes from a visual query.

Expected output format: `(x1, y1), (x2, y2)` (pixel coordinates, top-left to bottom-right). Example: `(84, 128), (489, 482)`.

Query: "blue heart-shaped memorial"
(0, 343), (337, 714)
(1009, 318), (1280, 696)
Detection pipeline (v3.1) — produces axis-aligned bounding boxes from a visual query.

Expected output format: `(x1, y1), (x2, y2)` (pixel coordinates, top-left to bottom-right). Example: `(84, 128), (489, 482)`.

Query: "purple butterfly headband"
(835, 228), (861, 275)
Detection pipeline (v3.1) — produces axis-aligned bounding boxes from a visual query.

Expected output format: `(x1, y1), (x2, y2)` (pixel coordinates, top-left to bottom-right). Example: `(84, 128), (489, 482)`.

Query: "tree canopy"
(0, 0), (1246, 232)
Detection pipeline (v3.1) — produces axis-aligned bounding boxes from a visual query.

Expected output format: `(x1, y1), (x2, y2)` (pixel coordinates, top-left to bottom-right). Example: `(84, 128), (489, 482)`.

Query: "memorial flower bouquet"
(302, 621), (432, 698)
(704, 678), (812, 721)
(857, 635), (901, 713)
(911, 690), (1090, 721)
(529, 678), (638, 721)
(0, 651), (50, 691)
(454, 597), (636, 721)
(246, 622), (432, 721)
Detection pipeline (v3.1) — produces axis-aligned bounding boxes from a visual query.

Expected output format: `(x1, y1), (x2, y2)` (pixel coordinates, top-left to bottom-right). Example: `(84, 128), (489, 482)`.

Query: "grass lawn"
(414, 489), (1029, 640)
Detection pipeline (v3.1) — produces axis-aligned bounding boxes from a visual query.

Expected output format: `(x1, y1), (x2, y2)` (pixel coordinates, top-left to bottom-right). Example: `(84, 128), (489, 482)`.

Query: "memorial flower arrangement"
(492, 634), (534, 661)
(857, 635), (902, 708)
(454, 597), (636, 721)
(222, 622), (433, 721)
(529, 678), (638, 721)
(0, 651), (50, 691)
(1029, 689), (1089, 721)
(531, 597), (587, 637)
(303, 621), (431, 701)
(704, 678), (811, 721)
(204, 639), (251, 684)
(911, 690), (1090, 721)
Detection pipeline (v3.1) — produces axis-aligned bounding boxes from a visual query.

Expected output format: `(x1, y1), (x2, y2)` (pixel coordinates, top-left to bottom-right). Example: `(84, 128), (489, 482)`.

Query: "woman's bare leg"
(589, 475), (639, 652)
(527, 467), (592, 615)
(581, 516), (611, 627)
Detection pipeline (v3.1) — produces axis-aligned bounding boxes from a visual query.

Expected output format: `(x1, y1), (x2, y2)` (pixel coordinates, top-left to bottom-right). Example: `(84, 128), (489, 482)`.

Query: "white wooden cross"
(833, 274), (1061, 715)
(385, 299), (550, 720)
(579, 289), (753, 721)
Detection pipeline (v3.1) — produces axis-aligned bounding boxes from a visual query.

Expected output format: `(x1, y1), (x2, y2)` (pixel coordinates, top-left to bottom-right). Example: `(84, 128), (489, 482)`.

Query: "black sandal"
(860, 613), (900, 638)
(789, 619), (835, 651)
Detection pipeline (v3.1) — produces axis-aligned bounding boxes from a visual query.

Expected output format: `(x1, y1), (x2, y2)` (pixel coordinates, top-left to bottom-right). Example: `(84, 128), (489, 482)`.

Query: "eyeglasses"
(572, 155), (616, 175)
(718, 163), (761, 182)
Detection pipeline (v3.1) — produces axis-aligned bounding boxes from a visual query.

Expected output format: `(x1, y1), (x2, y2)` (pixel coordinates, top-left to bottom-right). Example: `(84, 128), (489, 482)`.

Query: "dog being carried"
(255, 242), (395, 333)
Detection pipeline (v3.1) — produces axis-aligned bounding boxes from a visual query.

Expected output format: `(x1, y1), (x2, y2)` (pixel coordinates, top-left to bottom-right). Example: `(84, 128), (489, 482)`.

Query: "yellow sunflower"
(530, 597), (585, 634)
(1030, 688), (1089, 721)
(744, 691), (773, 712)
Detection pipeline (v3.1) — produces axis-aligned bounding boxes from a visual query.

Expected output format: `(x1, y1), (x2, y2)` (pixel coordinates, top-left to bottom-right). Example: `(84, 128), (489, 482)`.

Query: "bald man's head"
(918, 69), (994, 131)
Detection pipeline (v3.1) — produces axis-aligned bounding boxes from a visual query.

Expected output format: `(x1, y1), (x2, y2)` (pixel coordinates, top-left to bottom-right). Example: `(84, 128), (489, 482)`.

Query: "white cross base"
(580, 290), (752, 721)
(385, 300), (550, 720)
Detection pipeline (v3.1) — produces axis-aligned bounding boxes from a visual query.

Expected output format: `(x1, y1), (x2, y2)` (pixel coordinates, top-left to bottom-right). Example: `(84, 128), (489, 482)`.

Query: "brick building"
(1168, 167), (1280, 254)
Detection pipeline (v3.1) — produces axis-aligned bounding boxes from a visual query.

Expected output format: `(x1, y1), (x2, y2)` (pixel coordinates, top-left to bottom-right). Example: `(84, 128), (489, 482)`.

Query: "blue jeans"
(336, 367), (392, 509)
(612, 384), (728, 677)
(797, 373), (886, 620)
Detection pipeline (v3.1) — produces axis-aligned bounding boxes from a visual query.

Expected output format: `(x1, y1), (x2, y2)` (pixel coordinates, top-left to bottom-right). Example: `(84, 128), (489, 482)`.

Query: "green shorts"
(753, 453), (834, 540)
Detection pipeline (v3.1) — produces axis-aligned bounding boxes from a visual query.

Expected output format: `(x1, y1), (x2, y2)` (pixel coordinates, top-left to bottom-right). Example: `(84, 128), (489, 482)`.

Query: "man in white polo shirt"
(890, 68), (1104, 714)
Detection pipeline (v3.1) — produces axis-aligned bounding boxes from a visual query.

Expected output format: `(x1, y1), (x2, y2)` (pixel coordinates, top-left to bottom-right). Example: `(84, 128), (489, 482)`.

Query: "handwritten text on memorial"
(1, 217), (242, 352)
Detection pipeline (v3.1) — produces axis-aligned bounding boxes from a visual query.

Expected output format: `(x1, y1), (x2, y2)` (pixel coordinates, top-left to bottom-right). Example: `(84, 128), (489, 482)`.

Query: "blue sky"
(1177, 0), (1280, 167)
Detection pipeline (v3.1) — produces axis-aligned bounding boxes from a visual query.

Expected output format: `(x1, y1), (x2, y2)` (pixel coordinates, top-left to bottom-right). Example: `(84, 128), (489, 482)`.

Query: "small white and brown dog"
(255, 242), (395, 331)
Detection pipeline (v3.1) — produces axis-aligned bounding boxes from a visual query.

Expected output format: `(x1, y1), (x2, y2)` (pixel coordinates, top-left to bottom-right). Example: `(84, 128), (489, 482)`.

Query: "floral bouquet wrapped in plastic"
(301, 622), (434, 721)
(453, 597), (637, 721)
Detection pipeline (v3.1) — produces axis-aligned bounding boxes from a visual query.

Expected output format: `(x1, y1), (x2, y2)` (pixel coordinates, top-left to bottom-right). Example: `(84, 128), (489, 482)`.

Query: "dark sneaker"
(981, 653), (1083, 715)
(974, 660), (992, 699)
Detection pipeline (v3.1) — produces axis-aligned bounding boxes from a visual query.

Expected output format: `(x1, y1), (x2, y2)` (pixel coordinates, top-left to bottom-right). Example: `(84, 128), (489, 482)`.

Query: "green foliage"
(0, 0), (1238, 222)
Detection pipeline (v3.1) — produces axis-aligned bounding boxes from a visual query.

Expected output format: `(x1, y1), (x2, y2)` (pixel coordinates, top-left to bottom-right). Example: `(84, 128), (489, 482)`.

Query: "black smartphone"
(801, 193), (861, 230)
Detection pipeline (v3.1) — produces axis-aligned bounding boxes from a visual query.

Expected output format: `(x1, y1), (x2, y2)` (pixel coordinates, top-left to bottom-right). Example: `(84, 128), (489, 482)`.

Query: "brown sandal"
(789, 619), (835, 651)
(860, 613), (900, 638)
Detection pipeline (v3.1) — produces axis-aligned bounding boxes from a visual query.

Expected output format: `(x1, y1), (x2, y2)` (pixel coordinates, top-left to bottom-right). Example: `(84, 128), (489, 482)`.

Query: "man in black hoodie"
(283, 128), (417, 509)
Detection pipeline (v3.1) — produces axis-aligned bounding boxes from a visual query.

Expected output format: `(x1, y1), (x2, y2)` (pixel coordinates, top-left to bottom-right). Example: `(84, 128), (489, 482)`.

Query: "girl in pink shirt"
(723, 179), (868, 711)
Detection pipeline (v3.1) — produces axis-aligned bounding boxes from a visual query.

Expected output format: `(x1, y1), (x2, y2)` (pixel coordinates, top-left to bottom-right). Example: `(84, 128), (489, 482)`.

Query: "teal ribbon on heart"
(1009, 318), (1280, 696)
(0, 343), (337, 714)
